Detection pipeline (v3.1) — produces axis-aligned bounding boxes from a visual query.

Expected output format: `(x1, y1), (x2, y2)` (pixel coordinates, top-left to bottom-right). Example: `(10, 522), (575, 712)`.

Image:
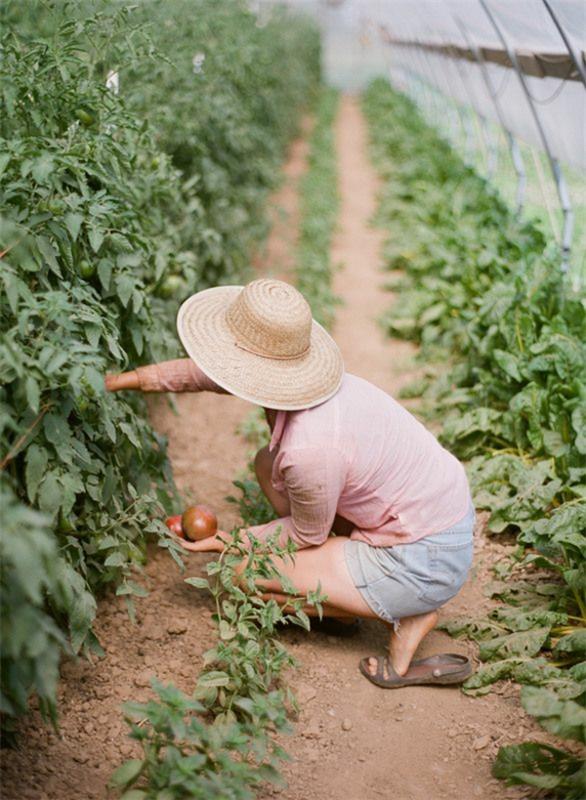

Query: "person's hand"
(104, 371), (140, 392)
(178, 530), (231, 553)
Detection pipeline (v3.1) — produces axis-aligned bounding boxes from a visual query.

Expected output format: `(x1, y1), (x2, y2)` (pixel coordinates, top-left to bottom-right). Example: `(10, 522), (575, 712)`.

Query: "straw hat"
(176, 279), (344, 410)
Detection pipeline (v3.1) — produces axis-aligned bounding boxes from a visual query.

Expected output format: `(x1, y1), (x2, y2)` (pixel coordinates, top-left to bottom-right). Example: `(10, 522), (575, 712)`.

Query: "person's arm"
(245, 447), (346, 550)
(105, 358), (226, 394)
(179, 448), (346, 554)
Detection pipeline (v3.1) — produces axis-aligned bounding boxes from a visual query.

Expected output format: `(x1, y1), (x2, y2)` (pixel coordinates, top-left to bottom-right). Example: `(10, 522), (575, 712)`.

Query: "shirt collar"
(269, 410), (288, 452)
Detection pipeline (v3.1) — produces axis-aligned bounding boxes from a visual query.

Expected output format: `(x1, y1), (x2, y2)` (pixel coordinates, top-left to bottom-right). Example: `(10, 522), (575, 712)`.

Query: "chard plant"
(363, 78), (585, 798)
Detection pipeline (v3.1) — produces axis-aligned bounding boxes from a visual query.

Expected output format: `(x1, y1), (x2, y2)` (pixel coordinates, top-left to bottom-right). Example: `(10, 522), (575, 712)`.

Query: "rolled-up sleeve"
(245, 447), (346, 549)
(136, 359), (226, 393)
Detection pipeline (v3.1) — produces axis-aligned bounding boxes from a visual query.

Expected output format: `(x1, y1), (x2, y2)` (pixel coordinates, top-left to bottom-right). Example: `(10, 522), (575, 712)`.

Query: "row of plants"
(0, 0), (320, 731)
(109, 89), (341, 797)
(110, 533), (323, 800)
(362, 79), (585, 798)
(296, 87), (340, 329)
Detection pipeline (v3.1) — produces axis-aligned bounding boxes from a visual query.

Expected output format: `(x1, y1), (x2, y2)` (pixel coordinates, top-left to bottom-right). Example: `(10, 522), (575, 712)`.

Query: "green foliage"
(112, 530), (323, 799)
(495, 683), (586, 797)
(0, 485), (67, 732)
(124, 0), (321, 293)
(192, 530), (323, 718)
(1, 0), (319, 726)
(296, 88), (340, 329)
(363, 78), (586, 797)
(493, 742), (585, 799)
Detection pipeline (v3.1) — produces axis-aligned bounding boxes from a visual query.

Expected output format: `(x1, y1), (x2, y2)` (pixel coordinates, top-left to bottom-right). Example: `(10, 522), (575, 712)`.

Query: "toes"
(366, 656), (378, 676)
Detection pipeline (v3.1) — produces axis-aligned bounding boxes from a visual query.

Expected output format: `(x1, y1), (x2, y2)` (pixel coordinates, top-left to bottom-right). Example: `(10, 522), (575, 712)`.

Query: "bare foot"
(366, 610), (439, 679)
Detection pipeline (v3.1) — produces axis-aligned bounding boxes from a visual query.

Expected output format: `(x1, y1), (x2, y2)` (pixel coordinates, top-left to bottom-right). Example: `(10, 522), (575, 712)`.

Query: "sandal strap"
(374, 655), (398, 683)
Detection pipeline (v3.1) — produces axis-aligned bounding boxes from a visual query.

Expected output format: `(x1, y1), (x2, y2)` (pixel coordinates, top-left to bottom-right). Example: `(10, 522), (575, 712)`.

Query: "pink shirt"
(136, 360), (471, 549)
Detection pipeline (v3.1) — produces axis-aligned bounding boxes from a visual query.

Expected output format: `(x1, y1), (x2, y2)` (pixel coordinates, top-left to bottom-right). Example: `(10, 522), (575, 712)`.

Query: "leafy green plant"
(363, 78), (585, 797)
(493, 684), (586, 798)
(493, 741), (585, 799)
(296, 88), (340, 329)
(1, 4), (181, 722)
(124, 0), (321, 295)
(0, 485), (67, 733)
(110, 530), (323, 799)
(1, 0), (320, 727)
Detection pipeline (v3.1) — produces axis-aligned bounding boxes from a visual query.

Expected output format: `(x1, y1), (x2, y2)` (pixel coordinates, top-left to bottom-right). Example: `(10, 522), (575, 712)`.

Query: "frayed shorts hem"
(343, 505), (475, 624)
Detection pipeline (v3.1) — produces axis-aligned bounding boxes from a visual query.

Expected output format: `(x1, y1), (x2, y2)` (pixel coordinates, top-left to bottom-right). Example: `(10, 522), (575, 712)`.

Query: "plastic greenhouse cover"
(316, 0), (585, 169)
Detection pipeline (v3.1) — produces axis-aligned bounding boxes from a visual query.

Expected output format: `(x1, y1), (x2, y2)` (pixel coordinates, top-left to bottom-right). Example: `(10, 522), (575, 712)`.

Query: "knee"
(254, 445), (272, 485)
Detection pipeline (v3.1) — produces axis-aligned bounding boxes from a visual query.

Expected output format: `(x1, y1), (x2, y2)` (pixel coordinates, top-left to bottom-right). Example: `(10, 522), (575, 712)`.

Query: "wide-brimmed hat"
(176, 279), (344, 410)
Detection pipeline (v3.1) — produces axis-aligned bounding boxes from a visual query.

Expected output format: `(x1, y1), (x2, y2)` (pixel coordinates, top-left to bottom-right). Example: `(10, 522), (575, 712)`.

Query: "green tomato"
(75, 107), (97, 127)
(79, 259), (95, 279)
(157, 275), (183, 299)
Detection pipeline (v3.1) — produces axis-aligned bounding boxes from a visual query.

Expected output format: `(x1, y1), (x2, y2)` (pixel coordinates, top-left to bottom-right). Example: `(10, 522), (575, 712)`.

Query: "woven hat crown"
(225, 279), (312, 360)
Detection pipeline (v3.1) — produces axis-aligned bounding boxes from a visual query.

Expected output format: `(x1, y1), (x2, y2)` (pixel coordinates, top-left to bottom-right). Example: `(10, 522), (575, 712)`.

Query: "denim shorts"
(344, 504), (475, 625)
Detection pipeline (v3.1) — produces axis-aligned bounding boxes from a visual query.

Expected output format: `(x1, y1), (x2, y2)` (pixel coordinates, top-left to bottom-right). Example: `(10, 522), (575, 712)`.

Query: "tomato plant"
(0, 0), (320, 729)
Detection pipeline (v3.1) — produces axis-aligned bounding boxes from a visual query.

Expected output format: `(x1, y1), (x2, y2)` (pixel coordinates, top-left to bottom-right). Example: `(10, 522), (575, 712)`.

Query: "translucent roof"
(329, 0), (585, 52)
(307, 0), (585, 169)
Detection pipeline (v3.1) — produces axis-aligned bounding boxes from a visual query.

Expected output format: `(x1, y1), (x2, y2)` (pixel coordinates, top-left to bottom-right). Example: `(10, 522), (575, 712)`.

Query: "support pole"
(443, 5), (496, 176)
(542, 0), (586, 88)
(440, 28), (490, 172)
(479, 0), (574, 269)
(455, 16), (526, 213)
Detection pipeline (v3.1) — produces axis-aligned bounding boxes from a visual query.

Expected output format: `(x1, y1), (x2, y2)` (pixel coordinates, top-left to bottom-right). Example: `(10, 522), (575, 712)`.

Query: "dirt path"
(257, 97), (538, 800)
(1, 99), (540, 800)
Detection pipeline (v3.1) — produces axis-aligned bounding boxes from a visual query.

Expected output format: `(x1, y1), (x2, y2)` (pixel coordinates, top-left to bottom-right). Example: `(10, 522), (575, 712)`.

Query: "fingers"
(178, 538), (210, 552)
(178, 531), (230, 553)
(104, 374), (118, 392)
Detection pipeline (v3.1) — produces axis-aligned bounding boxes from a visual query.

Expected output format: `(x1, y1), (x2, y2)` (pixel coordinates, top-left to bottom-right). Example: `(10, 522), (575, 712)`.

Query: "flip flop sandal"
(359, 653), (472, 689)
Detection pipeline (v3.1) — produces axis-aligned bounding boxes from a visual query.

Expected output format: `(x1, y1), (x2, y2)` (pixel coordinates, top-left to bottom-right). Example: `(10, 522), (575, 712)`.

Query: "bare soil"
(1, 98), (543, 800)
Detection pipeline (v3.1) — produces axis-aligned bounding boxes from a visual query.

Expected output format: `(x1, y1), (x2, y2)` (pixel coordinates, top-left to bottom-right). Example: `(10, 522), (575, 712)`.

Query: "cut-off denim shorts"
(344, 504), (475, 626)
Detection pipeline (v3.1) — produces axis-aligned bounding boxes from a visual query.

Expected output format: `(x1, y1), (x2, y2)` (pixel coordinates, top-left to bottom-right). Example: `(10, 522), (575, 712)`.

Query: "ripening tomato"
(165, 514), (184, 538)
(181, 505), (217, 541)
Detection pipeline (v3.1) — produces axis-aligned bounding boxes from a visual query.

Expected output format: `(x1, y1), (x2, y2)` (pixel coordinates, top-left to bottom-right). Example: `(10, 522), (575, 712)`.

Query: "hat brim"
(176, 286), (344, 411)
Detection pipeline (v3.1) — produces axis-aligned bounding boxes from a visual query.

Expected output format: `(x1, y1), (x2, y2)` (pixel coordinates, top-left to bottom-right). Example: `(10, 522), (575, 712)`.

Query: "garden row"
(109, 89), (341, 799)
(363, 79), (585, 798)
(0, 0), (320, 730)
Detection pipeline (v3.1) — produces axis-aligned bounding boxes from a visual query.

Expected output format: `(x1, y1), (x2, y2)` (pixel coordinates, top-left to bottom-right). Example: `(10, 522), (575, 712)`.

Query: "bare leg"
(254, 445), (439, 674)
(262, 588), (439, 674)
(260, 592), (358, 619)
(241, 536), (378, 619)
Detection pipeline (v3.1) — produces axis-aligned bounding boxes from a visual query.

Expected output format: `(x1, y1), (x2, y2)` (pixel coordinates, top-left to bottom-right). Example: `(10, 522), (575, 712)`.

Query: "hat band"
(234, 339), (311, 361)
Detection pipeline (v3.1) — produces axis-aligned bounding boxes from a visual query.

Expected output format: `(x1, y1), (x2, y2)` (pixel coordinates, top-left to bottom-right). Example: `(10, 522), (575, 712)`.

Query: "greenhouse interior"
(1, 2), (585, 800)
